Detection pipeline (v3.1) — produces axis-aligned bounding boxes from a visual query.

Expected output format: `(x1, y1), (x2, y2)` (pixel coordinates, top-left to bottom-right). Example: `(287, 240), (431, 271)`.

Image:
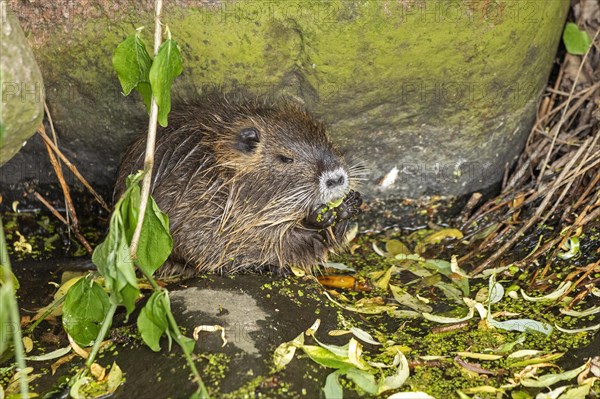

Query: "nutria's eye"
(278, 155), (294, 164)
(235, 127), (260, 153)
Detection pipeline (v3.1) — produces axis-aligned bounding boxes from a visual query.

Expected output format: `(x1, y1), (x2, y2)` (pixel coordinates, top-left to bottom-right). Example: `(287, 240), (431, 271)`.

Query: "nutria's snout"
(318, 166), (349, 205)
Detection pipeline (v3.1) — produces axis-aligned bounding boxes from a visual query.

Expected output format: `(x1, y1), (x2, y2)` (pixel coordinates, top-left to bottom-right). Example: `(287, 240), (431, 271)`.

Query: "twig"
(470, 139), (590, 276)
(39, 129), (93, 255)
(538, 135), (598, 225)
(32, 191), (68, 225)
(37, 126), (111, 212)
(537, 28), (600, 186)
(129, 0), (162, 259)
(32, 190), (93, 254)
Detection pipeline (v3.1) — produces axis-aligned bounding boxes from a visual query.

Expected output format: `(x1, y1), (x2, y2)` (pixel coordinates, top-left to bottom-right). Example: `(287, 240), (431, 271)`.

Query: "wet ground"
(2, 190), (600, 398)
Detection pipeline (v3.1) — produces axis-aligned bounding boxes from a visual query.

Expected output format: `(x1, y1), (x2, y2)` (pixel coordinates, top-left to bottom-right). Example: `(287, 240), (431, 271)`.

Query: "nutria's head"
(206, 100), (358, 213)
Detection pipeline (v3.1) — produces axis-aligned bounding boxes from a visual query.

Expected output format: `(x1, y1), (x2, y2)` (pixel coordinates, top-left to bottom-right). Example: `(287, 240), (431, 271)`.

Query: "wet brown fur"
(114, 93), (362, 277)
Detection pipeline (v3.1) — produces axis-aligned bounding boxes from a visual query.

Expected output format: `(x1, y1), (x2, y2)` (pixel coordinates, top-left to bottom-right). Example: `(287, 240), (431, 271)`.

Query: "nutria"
(114, 93), (364, 277)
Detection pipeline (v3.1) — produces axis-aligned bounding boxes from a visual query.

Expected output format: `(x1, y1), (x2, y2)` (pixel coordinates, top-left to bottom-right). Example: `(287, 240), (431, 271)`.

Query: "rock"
(1, 1), (569, 204)
(0, 5), (44, 165)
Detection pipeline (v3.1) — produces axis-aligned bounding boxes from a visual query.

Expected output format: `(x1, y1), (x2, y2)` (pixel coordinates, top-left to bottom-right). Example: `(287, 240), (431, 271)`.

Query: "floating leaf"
(521, 364), (586, 388)
(488, 274), (504, 304)
(563, 22), (592, 55)
(455, 352), (503, 361)
(508, 352), (564, 368)
(554, 322), (600, 333)
(435, 282), (464, 304)
(462, 386), (504, 394)
(26, 346), (71, 362)
(521, 281), (572, 302)
(349, 327), (381, 346)
(507, 349), (543, 359)
(302, 345), (358, 370)
(386, 240), (410, 257)
(390, 284), (433, 313)
(559, 306), (600, 317)
(424, 228), (463, 244)
(323, 291), (397, 314)
(346, 367), (378, 394)
(424, 259), (470, 296)
(372, 242), (386, 257)
(374, 265), (397, 289)
(323, 371), (343, 399)
(557, 237), (580, 260)
(378, 350), (410, 394)
(273, 332), (304, 371)
(557, 380), (593, 399)
(488, 317), (552, 336)
(422, 306), (474, 324)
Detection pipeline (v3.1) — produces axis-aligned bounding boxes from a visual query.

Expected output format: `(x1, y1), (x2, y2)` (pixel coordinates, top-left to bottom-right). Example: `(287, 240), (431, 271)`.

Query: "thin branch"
(129, 0), (162, 259)
(32, 190), (93, 254)
(40, 129), (93, 255)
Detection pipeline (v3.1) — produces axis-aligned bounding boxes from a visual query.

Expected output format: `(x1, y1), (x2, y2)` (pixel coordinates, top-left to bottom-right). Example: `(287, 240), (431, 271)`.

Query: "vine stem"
(138, 268), (210, 397)
(129, 0), (162, 259)
(165, 302), (210, 398)
(85, 303), (117, 368)
(0, 219), (30, 399)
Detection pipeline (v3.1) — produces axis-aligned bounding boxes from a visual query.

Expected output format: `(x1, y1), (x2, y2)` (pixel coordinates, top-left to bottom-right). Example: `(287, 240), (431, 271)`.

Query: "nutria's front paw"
(335, 190), (363, 220)
(304, 204), (336, 230)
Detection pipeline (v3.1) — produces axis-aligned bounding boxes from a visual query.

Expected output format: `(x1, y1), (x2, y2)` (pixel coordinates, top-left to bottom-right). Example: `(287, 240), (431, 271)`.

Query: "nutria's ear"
(235, 127), (260, 153)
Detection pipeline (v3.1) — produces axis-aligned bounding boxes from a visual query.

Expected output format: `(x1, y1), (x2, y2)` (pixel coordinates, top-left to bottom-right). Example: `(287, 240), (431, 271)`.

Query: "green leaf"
(0, 264), (19, 289)
(273, 332), (304, 371)
(136, 196), (173, 275)
(302, 345), (357, 370)
(137, 82), (152, 112)
(112, 33), (152, 97)
(346, 368), (378, 394)
(563, 22), (592, 55)
(385, 239), (410, 257)
(0, 285), (11, 355)
(26, 346), (71, 361)
(521, 364), (586, 388)
(137, 291), (169, 351)
(487, 274), (504, 304)
(424, 259), (470, 296)
(323, 371), (343, 399)
(92, 178), (142, 314)
(176, 334), (196, 354)
(378, 350), (410, 393)
(389, 284), (433, 313)
(149, 38), (183, 127)
(557, 237), (580, 260)
(488, 317), (552, 336)
(62, 277), (111, 347)
(119, 173), (172, 276)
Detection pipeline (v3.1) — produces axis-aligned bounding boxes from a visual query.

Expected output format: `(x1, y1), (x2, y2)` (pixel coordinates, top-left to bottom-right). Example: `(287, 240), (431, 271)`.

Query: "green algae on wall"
(4, 0), (569, 201)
